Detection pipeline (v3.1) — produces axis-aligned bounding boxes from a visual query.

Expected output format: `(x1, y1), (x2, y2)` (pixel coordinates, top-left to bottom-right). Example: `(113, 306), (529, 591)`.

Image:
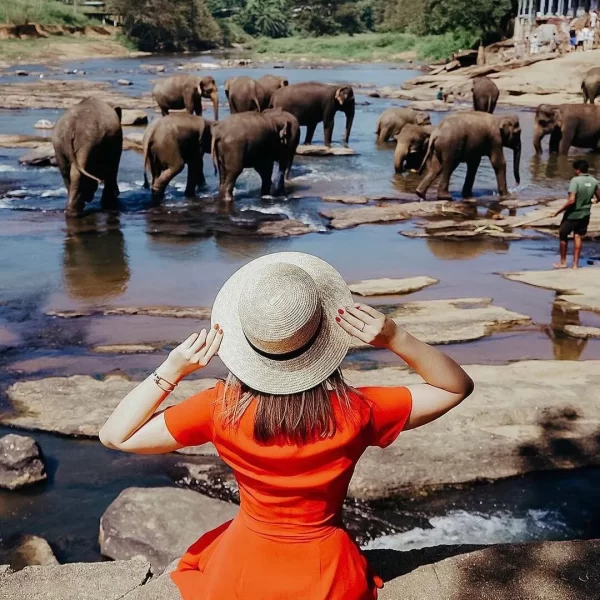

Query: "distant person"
(591, 9), (598, 29)
(576, 28), (585, 51)
(569, 28), (577, 51)
(582, 26), (591, 50)
(530, 33), (540, 54)
(586, 26), (595, 50)
(436, 87), (444, 101)
(552, 159), (600, 269)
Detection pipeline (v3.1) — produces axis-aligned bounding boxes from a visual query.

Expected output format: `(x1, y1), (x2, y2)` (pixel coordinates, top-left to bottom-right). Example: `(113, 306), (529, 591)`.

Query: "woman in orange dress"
(100, 252), (473, 600)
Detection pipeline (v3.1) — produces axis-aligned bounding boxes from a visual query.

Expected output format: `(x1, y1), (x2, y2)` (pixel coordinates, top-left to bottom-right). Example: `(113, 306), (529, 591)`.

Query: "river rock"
(562, 324), (600, 339)
(295, 145), (356, 156)
(33, 119), (55, 130)
(92, 343), (160, 354)
(0, 434), (46, 490)
(117, 79), (133, 86)
(255, 219), (318, 237)
(0, 535), (58, 571)
(14, 70), (28, 76)
(322, 195), (369, 204)
(47, 305), (212, 319)
(349, 276), (438, 297)
(18, 144), (56, 167)
(2, 376), (217, 437)
(321, 201), (476, 230)
(120, 109), (148, 126)
(0, 558), (153, 600)
(346, 359), (600, 499)
(503, 268), (600, 312)
(99, 487), (238, 571)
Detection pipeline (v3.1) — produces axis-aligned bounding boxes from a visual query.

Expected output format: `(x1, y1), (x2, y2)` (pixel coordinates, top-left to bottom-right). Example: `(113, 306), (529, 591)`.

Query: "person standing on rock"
(553, 160), (599, 269)
(99, 252), (474, 600)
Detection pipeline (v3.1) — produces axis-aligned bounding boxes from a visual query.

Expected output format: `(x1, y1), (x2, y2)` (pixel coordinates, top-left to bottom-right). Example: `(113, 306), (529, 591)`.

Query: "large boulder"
(0, 535), (58, 571)
(18, 144), (56, 167)
(0, 434), (46, 490)
(99, 487), (238, 571)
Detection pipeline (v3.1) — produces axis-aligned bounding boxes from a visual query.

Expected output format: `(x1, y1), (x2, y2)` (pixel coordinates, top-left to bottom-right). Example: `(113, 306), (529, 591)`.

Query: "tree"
(335, 4), (364, 35)
(237, 0), (290, 38)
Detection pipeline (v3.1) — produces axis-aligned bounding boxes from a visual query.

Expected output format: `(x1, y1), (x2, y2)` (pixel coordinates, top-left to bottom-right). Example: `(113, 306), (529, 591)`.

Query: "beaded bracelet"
(152, 371), (177, 393)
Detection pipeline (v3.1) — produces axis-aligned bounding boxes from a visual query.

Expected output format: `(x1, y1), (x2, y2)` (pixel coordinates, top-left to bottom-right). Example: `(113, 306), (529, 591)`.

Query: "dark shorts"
(559, 216), (590, 240)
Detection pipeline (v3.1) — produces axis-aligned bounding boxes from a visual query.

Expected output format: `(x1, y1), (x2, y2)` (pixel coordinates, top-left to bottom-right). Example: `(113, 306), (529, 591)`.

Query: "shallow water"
(1, 55), (600, 561)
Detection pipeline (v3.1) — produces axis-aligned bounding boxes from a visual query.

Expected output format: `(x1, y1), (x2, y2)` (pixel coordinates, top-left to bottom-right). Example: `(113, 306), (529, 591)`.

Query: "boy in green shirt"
(552, 159), (599, 269)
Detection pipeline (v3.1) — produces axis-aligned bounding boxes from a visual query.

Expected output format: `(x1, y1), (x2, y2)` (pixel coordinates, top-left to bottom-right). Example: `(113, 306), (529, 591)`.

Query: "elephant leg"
(416, 154), (442, 200)
(220, 168), (241, 202)
(490, 149), (508, 196)
(461, 157), (482, 198)
(323, 120), (334, 147)
(66, 165), (96, 216)
(558, 127), (575, 155)
(257, 162), (275, 196)
(101, 177), (120, 210)
(195, 152), (206, 190)
(152, 163), (184, 203)
(436, 156), (458, 201)
(304, 123), (317, 145)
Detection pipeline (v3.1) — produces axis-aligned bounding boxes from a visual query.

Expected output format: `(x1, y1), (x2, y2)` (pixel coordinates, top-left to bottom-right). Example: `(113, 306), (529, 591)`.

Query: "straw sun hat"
(211, 252), (353, 395)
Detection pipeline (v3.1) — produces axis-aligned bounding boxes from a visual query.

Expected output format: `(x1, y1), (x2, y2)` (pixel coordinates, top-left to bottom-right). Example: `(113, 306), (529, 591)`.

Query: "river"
(0, 55), (599, 563)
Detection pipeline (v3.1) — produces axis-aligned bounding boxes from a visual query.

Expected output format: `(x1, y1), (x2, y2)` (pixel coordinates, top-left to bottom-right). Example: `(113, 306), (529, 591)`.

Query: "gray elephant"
(152, 74), (219, 120)
(416, 112), (521, 200)
(53, 97), (123, 216)
(534, 103), (600, 154)
(142, 114), (213, 202)
(269, 82), (355, 147)
(582, 67), (600, 104)
(211, 111), (300, 201)
(376, 107), (431, 143)
(225, 75), (289, 113)
(472, 76), (499, 113)
(258, 74), (288, 97)
(394, 124), (433, 173)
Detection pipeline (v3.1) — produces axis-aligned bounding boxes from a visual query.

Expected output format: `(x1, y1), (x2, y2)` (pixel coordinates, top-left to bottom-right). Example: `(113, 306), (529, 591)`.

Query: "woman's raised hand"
(161, 324), (223, 381)
(335, 304), (399, 348)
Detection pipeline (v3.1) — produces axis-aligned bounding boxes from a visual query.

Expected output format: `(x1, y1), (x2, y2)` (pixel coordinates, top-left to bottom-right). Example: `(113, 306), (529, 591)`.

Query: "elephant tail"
(418, 129), (437, 174)
(143, 139), (151, 189)
(211, 133), (219, 176)
(70, 131), (103, 184)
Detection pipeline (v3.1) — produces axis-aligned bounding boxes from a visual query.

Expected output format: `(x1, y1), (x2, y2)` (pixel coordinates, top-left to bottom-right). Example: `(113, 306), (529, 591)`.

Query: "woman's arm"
(99, 326), (223, 454)
(336, 304), (473, 430)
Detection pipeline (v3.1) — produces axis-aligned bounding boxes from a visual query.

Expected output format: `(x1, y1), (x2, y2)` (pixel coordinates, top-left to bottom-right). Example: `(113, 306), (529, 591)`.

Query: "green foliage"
(217, 17), (253, 44)
(2, 0), (90, 26)
(377, 0), (427, 35)
(334, 5), (364, 35)
(426, 0), (512, 38)
(108, 0), (223, 51)
(416, 30), (478, 60)
(237, 0), (290, 38)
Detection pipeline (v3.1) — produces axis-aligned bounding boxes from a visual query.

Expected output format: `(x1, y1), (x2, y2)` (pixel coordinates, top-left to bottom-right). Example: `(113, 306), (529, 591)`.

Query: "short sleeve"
(164, 385), (218, 447)
(568, 178), (578, 194)
(360, 386), (413, 448)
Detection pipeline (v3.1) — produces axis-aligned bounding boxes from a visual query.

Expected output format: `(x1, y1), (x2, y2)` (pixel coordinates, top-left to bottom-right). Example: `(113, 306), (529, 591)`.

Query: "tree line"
(109, 0), (517, 52)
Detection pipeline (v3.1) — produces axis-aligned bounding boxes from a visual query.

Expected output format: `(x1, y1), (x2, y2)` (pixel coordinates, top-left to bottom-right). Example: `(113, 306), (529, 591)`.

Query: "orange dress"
(164, 381), (412, 600)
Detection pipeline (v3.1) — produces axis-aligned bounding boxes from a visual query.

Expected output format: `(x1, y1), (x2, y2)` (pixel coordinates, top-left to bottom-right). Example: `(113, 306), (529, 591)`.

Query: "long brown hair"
(220, 369), (361, 444)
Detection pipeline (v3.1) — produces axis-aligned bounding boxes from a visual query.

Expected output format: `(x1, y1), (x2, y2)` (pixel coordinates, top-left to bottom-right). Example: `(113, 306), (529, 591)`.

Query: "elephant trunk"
(343, 102), (355, 147)
(211, 90), (219, 121)
(394, 143), (409, 173)
(533, 126), (544, 155)
(513, 140), (521, 186)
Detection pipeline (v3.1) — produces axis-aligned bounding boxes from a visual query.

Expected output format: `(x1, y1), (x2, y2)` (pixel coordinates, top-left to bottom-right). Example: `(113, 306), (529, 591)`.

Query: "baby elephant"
(394, 124), (433, 173)
(376, 107), (431, 143)
(53, 97), (123, 217)
(143, 114), (213, 201)
(211, 111), (300, 202)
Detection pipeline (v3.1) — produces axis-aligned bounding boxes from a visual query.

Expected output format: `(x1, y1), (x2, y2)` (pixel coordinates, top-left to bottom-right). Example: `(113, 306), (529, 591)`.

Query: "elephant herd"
(52, 72), (356, 215)
(51, 69), (600, 216)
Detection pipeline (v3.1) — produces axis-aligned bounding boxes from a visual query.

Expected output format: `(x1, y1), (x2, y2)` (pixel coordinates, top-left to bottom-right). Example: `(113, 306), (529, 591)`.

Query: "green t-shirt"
(567, 174), (597, 220)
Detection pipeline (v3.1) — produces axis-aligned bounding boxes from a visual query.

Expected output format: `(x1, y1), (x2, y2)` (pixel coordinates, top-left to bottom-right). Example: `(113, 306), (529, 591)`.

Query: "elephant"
(393, 124), (433, 173)
(582, 67), (600, 104)
(52, 97), (123, 217)
(142, 113), (213, 201)
(472, 76), (499, 113)
(263, 108), (301, 181)
(269, 82), (355, 147)
(225, 75), (289, 114)
(152, 74), (219, 120)
(211, 111), (300, 201)
(375, 107), (431, 143)
(533, 103), (600, 155)
(416, 112), (521, 200)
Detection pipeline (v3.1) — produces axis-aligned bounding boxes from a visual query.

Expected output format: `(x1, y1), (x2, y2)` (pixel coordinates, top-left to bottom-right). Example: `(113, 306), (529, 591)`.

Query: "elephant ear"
(113, 106), (122, 123)
(552, 107), (563, 128)
(279, 121), (291, 145)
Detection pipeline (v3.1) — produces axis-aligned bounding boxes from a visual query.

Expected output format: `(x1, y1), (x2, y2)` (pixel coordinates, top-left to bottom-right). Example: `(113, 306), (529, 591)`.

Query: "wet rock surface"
(121, 109), (148, 126)
(346, 360), (600, 499)
(92, 343), (161, 354)
(349, 276), (438, 296)
(99, 487), (238, 571)
(0, 535), (58, 571)
(33, 119), (55, 130)
(0, 434), (46, 490)
(296, 144), (357, 156)
(47, 306), (212, 320)
(18, 144), (56, 167)
(503, 268), (600, 312)
(562, 325), (600, 339)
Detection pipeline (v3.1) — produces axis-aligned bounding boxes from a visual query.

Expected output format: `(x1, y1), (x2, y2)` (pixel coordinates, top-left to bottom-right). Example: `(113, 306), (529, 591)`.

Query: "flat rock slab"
(2, 376), (218, 437)
(0, 559), (153, 600)
(121, 109), (148, 126)
(349, 276), (438, 297)
(296, 145), (356, 156)
(18, 145), (56, 167)
(503, 268), (600, 312)
(99, 487), (238, 571)
(563, 324), (600, 339)
(345, 360), (600, 499)
(0, 535), (58, 571)
(0, 434), (46, 490)
(321, 201), (476, 230)
(351, 297), (530, 348)
(92, 344), (161, 354)
(0, 133), (142, 153)
(322, 195), (369, 205)
(255, 219), (318, 237)
(378, 539), (600, 600)
(46, 306), (212, 319)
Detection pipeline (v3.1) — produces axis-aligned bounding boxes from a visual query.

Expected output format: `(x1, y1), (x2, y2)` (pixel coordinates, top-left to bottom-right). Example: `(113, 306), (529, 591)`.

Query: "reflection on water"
(544, 303), (588, 361)
(63, 213), (130, 301)
(529, 153), (600, 184)
(425, 237), (510, 260)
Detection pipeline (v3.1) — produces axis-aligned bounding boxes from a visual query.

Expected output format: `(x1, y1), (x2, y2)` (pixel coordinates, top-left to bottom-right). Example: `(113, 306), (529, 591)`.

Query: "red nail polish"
(338, 309), (344, 315)
(214, 324), (219, 330)
(335, 316), (341, 322)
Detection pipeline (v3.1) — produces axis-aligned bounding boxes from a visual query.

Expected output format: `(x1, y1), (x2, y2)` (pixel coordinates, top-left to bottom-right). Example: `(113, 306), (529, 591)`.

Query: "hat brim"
(211, 252), (352, 395)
